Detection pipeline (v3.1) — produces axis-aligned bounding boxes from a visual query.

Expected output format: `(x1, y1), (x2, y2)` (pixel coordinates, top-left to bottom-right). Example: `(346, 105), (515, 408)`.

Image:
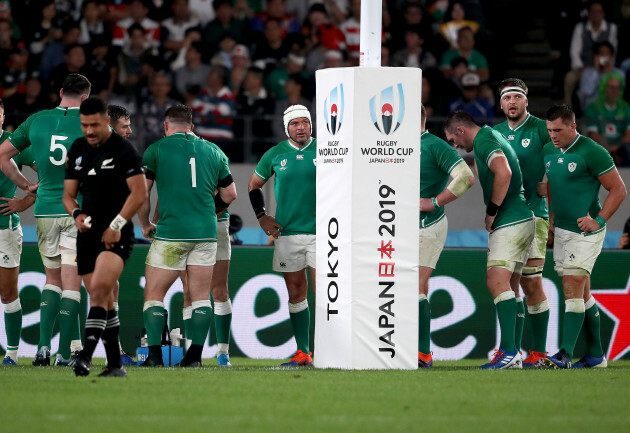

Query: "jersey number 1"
(189, 157), (197, 188)
(49, 135), (68, 166)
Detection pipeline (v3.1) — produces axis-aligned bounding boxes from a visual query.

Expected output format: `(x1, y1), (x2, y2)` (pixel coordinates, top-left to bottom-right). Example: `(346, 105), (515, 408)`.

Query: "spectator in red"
(339, 0), (360, 64)
(113, 0), (160, 51)
(305, 22), (345, 74)
(249, 0), (301, 37)
(229, 44), (251, 96)
(190, 65), (237, 142)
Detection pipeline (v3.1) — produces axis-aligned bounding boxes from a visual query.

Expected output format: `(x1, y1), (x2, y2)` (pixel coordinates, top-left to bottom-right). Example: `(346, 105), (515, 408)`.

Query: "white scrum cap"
(283, 104), (312, 138)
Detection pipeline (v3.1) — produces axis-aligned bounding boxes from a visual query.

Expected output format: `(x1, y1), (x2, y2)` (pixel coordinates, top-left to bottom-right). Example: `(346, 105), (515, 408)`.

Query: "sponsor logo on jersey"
(507, 135), (515, 141)
(568, 162), (577, 172)
(324, 83), (344, 135)
(296, 154), (304, 160)
(558, 158), (564, 164)
(101, 158), (115, 169)
(280, 159), (287, 170)
(522, 138), (530, 148)
(88, 168), (96, 175)
(369, 83), (405, 135)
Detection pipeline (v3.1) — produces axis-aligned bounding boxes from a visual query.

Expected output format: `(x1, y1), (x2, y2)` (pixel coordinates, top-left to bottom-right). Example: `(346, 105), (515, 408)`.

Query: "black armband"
(249, 188), (266, 218)
(214, 192), (230, 213)
(144, 169), (156, 181)
(486, 201), (500, 217)
(218, 174), (234, 188)
(72, 208), (83, 219)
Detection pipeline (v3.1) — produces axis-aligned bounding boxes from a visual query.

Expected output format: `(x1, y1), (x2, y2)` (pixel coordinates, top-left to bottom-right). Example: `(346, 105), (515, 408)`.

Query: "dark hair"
(210, 65), (230, 85)
(108, 105), (131, 124)
(444, 110), (477, 133)
(61, 73), (91, 97)
(164, 104), (193, 125)
(213, 0), (232, 9)
(0, 98), (4, 111)
(128, 22), (146, 37)
(450, 56), (468, 69)
(457, 26), (474, 37)
(64, 43), (83, 56)
(546, 104), (575, 124)
(80, 96), (107, 116)
(499, 78), (528, 94)
(421, 103), (426, 123)
(287, 73), (307, 88)
(593, 41), (614, 55)
(247, 66), (264, 78)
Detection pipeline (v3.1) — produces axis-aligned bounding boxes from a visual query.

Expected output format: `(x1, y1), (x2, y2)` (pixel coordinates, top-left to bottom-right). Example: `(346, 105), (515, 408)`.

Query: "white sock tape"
(43, 284), (62, 296)
(3, 298), (21, 313)
(289, 299), (308, 313)
(61, 290), (81, 302)
(192, 300), (212, 309)
(494, 290), (516, 305)
(584, 296), (596, 310)
(418, 294), (427, 302)
(143, 300), (164, 311)
(565, 298), (585, 313)
(214, 300), (232, 315)
(527, 299), (550, 314)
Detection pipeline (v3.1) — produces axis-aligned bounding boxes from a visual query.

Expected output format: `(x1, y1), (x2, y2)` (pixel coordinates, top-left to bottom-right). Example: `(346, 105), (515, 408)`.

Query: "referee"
(62, 96), (147, 377)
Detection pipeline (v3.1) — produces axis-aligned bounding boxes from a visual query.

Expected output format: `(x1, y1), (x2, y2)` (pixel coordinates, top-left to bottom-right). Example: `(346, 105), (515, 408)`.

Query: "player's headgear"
(499, 78), (528, 99)
(283, 104), (312, 138)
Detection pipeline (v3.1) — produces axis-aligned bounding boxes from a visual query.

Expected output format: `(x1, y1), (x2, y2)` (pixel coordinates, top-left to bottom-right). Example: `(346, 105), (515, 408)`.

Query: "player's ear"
(190, 123), (194, 132)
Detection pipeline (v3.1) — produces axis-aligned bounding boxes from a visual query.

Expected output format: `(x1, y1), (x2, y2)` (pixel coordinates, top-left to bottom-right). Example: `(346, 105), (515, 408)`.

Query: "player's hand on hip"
(259, 215), (283, 238)
(0, 196), (27, 215)
(419, 198), (434, 212)
(537, 181), (548, 198)
(142, 223), (156, 240)
(75, 214), (92, 232)
(25, 182), (39, 197)
(102, 227), (121, 249)
(577, 215), (599, 233)
(485, 214), (495, 233)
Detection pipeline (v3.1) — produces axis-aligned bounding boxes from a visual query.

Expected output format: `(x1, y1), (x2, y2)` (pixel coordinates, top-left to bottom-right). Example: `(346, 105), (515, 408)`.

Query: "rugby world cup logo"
(370, 83), (405, 135)
(323, 83), (344, 135)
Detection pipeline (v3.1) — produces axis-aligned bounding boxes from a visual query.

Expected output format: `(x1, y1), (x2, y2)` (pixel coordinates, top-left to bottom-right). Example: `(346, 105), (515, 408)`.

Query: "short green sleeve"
(434, 139), (463, 174)
(255, 148), (275, 181)
(587, 142), (615, 177)
(14, 146), (36, 168)
(142, 143), (157, 174)
(477, 136), (502, 167)
(7, 115), (34, 152)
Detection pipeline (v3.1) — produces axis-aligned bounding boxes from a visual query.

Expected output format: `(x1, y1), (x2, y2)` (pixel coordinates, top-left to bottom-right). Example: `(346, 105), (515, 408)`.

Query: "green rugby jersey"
(143, 132), (232, 242)
(255, 138), (317, 236)
(474, 126), (533, 230)
(543, 134), (615, 234)
(205, 140), (230, 223)
(584, 100), (630, 144)
(420, 130), (463, 227)
(9, 107), (83, 217)
(494, 113), (549, 218)
(0, 131), (35, 230)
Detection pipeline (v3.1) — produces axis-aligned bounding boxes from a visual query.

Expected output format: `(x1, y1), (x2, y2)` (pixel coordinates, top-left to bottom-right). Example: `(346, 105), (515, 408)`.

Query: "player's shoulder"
(542, 141), (557, 155)
(493, 120), (509, 133)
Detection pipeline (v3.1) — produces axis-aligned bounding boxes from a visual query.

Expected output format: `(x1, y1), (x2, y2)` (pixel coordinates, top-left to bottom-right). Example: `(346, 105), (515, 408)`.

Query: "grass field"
(2, 358), (630, 433)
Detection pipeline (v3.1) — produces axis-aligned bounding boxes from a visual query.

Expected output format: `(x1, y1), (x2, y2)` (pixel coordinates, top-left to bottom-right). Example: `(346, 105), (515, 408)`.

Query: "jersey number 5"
(49, 135), (68, 166)
(189, 157), (197, 188)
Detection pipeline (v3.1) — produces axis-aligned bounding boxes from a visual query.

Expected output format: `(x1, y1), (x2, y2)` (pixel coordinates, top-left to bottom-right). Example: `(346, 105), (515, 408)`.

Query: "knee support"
(522, 265), (544, 279)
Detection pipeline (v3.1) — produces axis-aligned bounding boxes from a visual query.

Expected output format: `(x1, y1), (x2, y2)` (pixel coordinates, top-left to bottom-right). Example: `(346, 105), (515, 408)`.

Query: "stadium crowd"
(0, 0), (629, 164)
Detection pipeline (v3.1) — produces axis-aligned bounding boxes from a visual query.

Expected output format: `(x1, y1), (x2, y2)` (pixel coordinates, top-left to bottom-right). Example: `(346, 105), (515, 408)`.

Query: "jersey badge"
(280, 159), (287, 171)
(88, 168), (96, 176)
(75, 156), (82, 171)
(521, 139), (530, 148)
(101, 158), (115, 169)
(568, 162), (577, 172)
(296, 154), (304, 160)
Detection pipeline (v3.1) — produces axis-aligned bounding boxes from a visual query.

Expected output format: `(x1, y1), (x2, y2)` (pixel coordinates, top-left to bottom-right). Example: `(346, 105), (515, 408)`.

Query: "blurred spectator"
(286, 0), (347, 25)
(391, 26), (437, 69)
(584, 73), (630, 166)
(0, 18), (19, 68)
(55, 0), (82, 22)
(323, 48), (343, 68)
(4, 72), (48, 125)
(440, 26), (488, 81)
(0, 0), (20, 39)
(249, 0), (301, 37)
(389, 2), (433, 53)
(87, 35), (118, 100)
(168, 26), (202, 70)
(113, 0), (160, 50)
(305, 22), (345, 73)
(301, 3), (329, 51)
(253, 17), (291, 73)
(448, 72), (494, 118)
(190, 65), (237, 141)
(78, 0), (110, 46)
(39, 20), (81, 80)
(381, 43), (390, 67)
(139, 71), (179, 146)
(161, 0), (201, 61)
(116, 23), (155, 98)
(189, 0), (216, 26)
(564, 1), (618, 106)
(229, 44), (251, 95)
(618, 217), (630, 249)
(27, 0), (62, 57)
(102, 0), (131, 24)
(0, 42), (29, 101)
(210, 32), (237, 67)
(272, 73), (311, 140)
(422, 76), (436, 117)
(49, 43), (88, 104)
(266, 52), (307, 100)
(339, 0), (360, 64)
(203, 0), (248, 51)
(236, 66), (274, 156)
(578, 41), (624, 109)
(439, 1), (479, 49)
(173, 40), (211, 103)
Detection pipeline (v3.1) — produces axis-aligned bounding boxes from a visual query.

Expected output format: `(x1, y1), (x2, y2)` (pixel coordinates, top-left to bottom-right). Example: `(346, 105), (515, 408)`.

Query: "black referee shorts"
(76, 223), (135, 275)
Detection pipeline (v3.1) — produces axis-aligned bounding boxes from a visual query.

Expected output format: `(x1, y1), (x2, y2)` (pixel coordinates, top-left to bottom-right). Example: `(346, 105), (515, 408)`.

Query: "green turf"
(2, 359), (629, 433)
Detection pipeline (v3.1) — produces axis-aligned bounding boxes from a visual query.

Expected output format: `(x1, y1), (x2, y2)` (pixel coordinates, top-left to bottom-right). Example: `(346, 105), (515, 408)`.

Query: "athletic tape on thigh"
(60, 250), (77, 266)
(527, 299), (550, 314)
(565, 298), (585, 313)
(584, 296), (596, 310)
(563, 267), (589, 276)
(43, 283), (62, 295)
(143, 300), (164, 311)
(41, 255), (61, 269)
(487, 259), (516, 272)
(214, 300), (232, 315)
(522, 265), (544, 279)
(61, 290), (81, 302)
(288, 299), (308, 313)
(3, 298), (21, 313)
(191, 300), (212, 309)
(494, 290), (515, 304)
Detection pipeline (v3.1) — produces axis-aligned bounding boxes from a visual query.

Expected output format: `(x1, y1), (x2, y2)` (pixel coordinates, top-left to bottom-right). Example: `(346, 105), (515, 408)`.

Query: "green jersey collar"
(421, 130), (429, 137)
(173, 131), (198, 139)
(561, 133), (580, 153)
(56, 106), (79, 110)
(289, 137), (313, 151)
(509, 112), (530, 131)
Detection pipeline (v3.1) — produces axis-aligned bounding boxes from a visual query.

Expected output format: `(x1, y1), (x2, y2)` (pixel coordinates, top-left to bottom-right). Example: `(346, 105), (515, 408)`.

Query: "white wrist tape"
(109, 214), (127, 231)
